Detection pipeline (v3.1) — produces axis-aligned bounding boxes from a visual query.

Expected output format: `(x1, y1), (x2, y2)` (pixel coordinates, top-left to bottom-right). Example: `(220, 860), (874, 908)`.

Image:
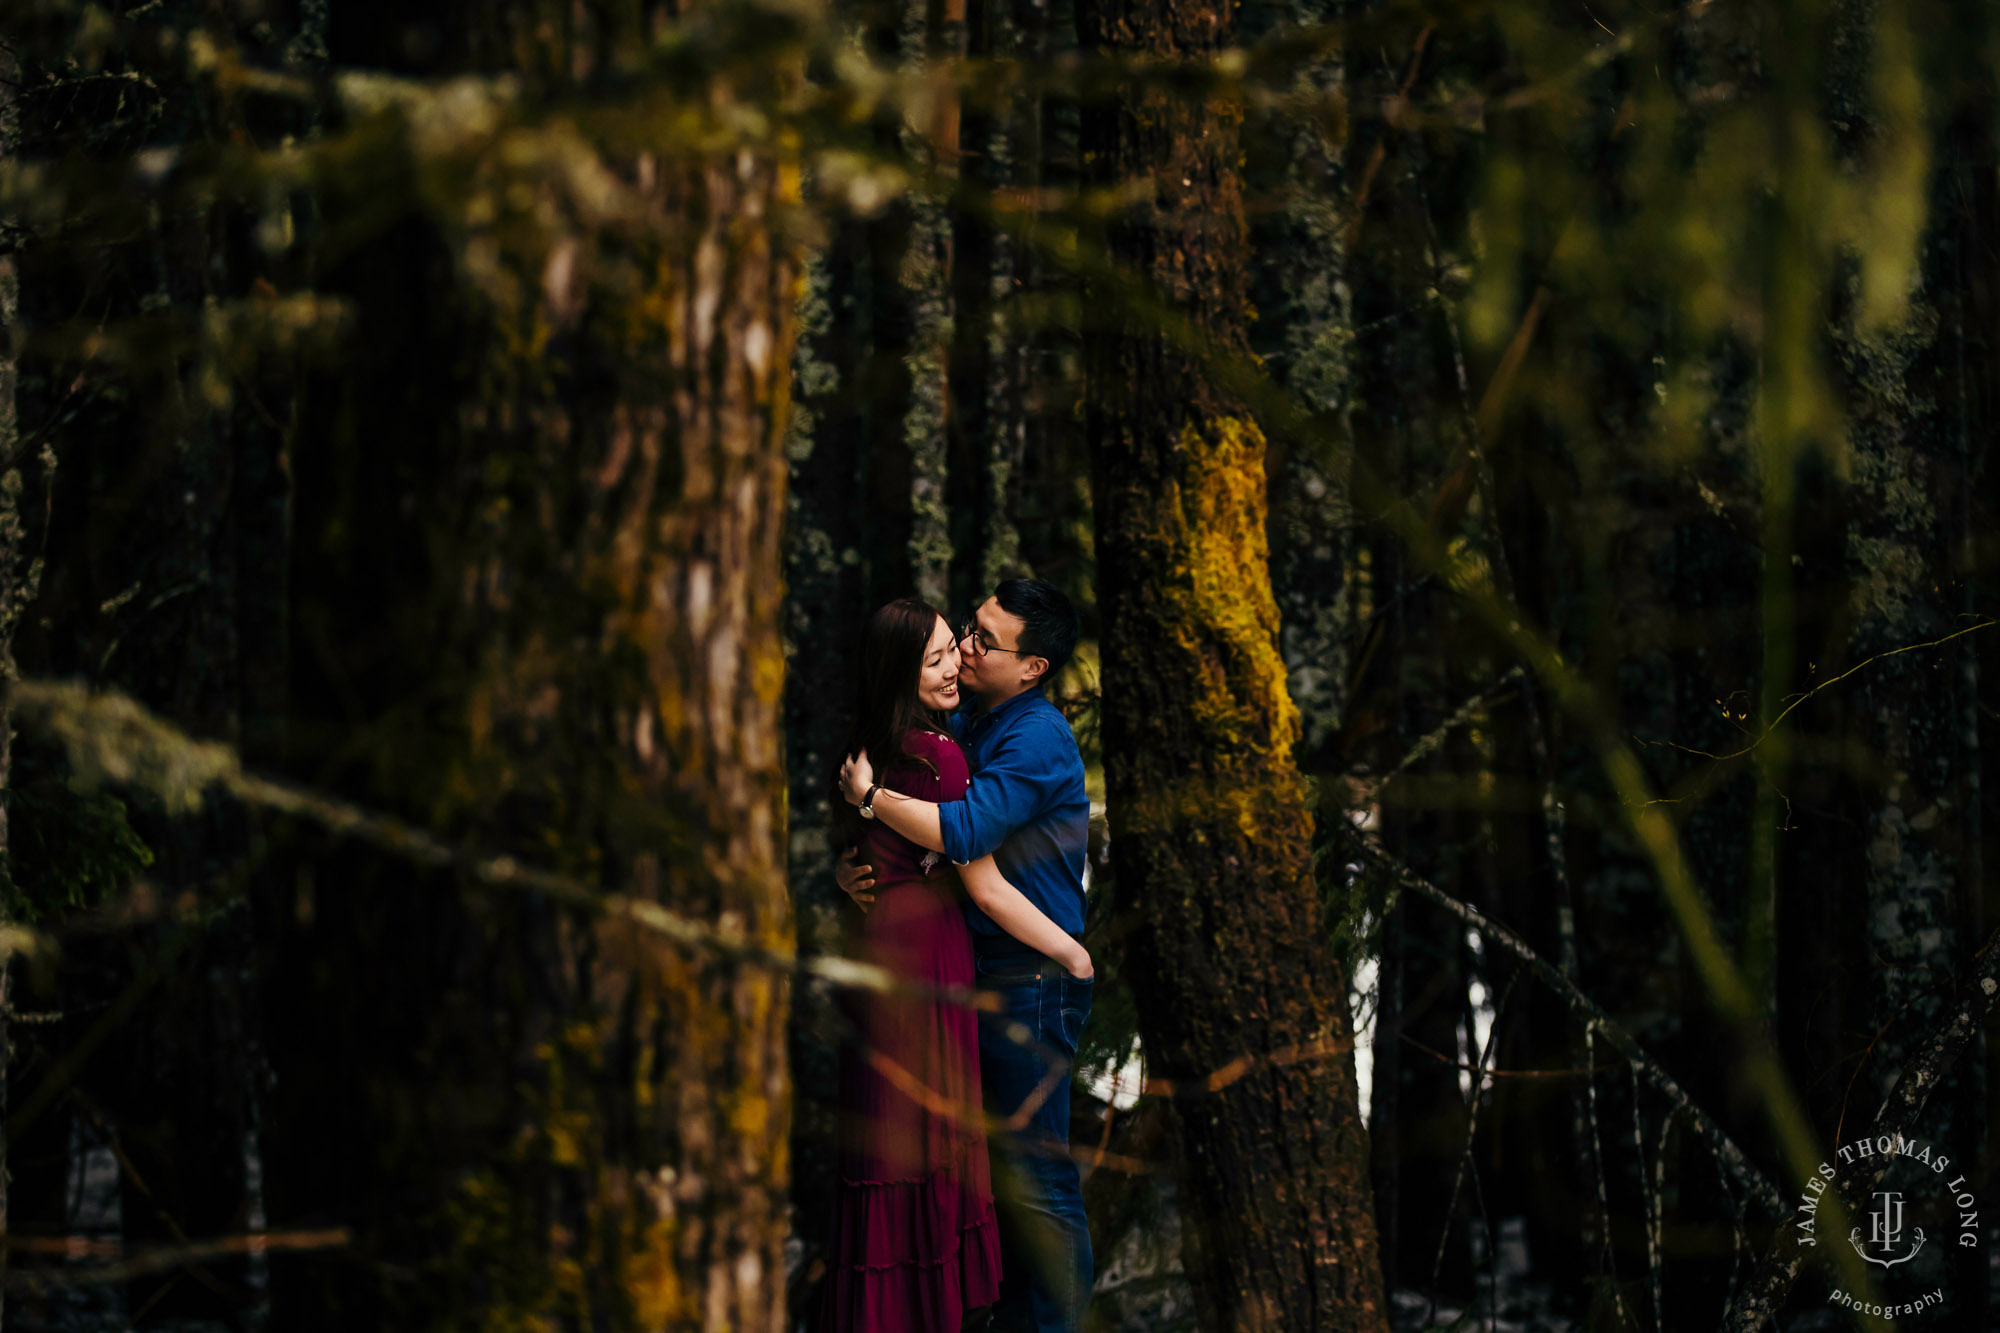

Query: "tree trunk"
(1817, 101), (1988, 1316)
(999, 0), (1092, 596)
(781, 238), (870, 1322)
(0, 37), (19, 1323)
(266, 8), (801, 1327)
(1077, 0), (1389, 1324)
(1245, 0), (1353, 772)
(943, 0), (1000, 613)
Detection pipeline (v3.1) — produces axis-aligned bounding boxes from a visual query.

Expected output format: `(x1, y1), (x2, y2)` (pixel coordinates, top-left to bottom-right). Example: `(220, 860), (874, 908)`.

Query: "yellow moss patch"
(624, 1214), (684, 1328)
(441, 1169), (559, 1333)
(1171, 414), (1303, 769)
(1110, 767), (1312, 843)
(536, 1021), (604, 1169)
(724, 976), (783, 1150)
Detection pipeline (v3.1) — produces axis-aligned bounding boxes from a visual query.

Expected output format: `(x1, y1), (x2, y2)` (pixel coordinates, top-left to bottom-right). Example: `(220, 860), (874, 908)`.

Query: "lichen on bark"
(1078, 0), (1388, 1320)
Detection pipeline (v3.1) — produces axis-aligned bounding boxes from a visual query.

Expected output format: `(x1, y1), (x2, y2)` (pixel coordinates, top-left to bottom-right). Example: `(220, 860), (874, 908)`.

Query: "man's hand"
(835, 847), (877, 912)
(839, 748), (876, 807)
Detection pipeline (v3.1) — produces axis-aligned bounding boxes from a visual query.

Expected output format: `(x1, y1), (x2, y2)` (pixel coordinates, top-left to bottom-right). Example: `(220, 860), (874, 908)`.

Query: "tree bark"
(0, 37), (19, 1323)
(780, 239), (866, 1320)
(1811, 49), (1988, 1305)
(943, 0), (1000, 613)
(1077, 0), (1389, 1324)
(265, 8), (802, 1327)
(1244, 0), (1353, 772)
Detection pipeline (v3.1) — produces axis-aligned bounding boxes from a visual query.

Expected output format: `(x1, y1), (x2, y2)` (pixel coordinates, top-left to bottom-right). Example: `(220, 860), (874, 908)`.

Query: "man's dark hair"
(993, 578), (1081, 680)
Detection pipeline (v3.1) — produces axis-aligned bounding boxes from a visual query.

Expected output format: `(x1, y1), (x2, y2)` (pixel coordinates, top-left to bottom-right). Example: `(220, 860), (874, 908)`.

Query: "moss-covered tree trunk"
(579, 142), (797, 1330)
(1244, 0), (1353, 771)
(1076, 0), (1388, 1325)
(265, 7), (801, 1328)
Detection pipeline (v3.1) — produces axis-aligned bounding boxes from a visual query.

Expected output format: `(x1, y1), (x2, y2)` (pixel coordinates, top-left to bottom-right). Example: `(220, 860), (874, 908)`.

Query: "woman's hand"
(839, 750), (876, 806)
(957, 855), (1087, 977)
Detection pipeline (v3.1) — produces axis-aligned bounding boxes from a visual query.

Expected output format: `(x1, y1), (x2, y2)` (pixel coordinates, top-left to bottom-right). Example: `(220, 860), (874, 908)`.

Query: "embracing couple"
(819, 579), (1095, 1333)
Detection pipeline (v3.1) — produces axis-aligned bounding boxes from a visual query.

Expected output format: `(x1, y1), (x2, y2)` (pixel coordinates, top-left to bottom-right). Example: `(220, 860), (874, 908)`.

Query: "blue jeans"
(976, 956), (1094, 1333)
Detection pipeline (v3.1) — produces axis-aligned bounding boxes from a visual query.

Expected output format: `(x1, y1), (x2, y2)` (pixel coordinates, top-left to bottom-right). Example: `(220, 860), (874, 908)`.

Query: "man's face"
(956, 596), (1038, 701)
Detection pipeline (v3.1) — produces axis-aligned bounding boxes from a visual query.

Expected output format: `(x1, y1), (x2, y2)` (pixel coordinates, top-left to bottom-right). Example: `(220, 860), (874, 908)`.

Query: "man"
(837, 577), (1093, 1333)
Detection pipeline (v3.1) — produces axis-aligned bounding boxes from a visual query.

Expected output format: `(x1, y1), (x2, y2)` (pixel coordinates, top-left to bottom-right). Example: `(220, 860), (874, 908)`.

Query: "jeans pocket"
(975, 954), (1042, 988)
(1057, 975), (1092, 1052)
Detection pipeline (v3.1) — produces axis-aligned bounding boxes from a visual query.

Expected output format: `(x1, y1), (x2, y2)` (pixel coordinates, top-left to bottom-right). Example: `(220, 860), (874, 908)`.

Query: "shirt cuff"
(939, 802), (976, 866)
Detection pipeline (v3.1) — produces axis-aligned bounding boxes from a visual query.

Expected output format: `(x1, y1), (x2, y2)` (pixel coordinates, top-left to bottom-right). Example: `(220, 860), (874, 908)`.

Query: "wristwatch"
(858, 783), (884, 820)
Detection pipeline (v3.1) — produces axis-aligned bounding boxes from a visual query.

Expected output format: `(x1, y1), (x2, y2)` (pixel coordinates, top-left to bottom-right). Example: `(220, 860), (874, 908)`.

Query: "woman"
(820, 598), (1092, 1333)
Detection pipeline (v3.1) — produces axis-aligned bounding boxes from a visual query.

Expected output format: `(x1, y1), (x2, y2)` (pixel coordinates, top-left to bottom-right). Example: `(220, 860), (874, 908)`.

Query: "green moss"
(1, 736), (154, 923)
(903, 197), (954, 606)
(439, 1169), (563, 1333)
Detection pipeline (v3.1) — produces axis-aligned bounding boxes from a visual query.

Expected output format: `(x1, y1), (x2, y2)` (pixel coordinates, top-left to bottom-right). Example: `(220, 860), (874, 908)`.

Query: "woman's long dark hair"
(849, 597), (956, 780)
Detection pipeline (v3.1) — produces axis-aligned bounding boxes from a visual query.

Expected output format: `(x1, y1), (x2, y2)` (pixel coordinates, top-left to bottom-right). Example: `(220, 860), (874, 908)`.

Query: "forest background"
(0, 0), (1993, 1329)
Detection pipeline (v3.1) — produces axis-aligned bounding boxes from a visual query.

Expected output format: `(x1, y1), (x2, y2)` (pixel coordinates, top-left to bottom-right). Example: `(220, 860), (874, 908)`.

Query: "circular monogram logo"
(1794, 1133), (1978, 1319)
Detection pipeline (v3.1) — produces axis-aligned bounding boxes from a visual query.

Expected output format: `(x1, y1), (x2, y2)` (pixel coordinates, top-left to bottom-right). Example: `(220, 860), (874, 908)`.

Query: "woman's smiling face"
(916, 614), (962, 711)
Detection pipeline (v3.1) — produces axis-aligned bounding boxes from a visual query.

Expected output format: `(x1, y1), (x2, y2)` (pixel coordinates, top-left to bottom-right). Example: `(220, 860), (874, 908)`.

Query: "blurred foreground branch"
(17, 675), (1381, 1097)
(6, 1227), (349, 1292)
(10, 679), (942, 1008)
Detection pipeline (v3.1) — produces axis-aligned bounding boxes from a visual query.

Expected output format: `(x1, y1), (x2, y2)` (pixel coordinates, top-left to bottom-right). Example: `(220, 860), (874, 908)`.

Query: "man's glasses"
(960, 618), (1035, 659)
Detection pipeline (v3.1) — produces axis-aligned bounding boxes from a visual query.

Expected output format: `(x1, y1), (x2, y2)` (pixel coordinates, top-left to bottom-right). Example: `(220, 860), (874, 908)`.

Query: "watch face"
(859, 806), (877, 820)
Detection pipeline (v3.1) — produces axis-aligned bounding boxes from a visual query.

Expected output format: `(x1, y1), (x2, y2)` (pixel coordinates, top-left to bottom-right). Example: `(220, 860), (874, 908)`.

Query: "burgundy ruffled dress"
(821, 728), (1002, 1332)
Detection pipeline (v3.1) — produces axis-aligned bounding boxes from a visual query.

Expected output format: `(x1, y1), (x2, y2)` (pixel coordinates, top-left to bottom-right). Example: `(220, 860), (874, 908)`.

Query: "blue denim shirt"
(943, 685), (1089, 957)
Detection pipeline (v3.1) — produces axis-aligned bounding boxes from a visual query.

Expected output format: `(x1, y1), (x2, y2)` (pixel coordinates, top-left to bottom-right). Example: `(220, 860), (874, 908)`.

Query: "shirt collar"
(962, 683), (1044, 731)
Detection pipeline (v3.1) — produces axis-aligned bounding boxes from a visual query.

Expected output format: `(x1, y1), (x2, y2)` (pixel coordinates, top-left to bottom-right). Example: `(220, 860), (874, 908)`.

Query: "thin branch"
(59, 1088), (238, 1307)
(1585, 1024), (1628, 1320)
(1712, 1127), (1750, 1325)
(1417, 130), (1601, 1282)
(1639, 1075), (1685, 1333)
(6, 1229), (348, 1291)
(1353, 666), (1525, 804)
(1428, 972), (1516, 1315)
(1079, 1053), (1130, 1186)
(1139, 1032), (1354, 1099)
(1635, 619), (1997, 767)
(1347, 826), (1786, 1217)
(1344, 25), (1435, 254)
(1397, 1031), (1612, 1080)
